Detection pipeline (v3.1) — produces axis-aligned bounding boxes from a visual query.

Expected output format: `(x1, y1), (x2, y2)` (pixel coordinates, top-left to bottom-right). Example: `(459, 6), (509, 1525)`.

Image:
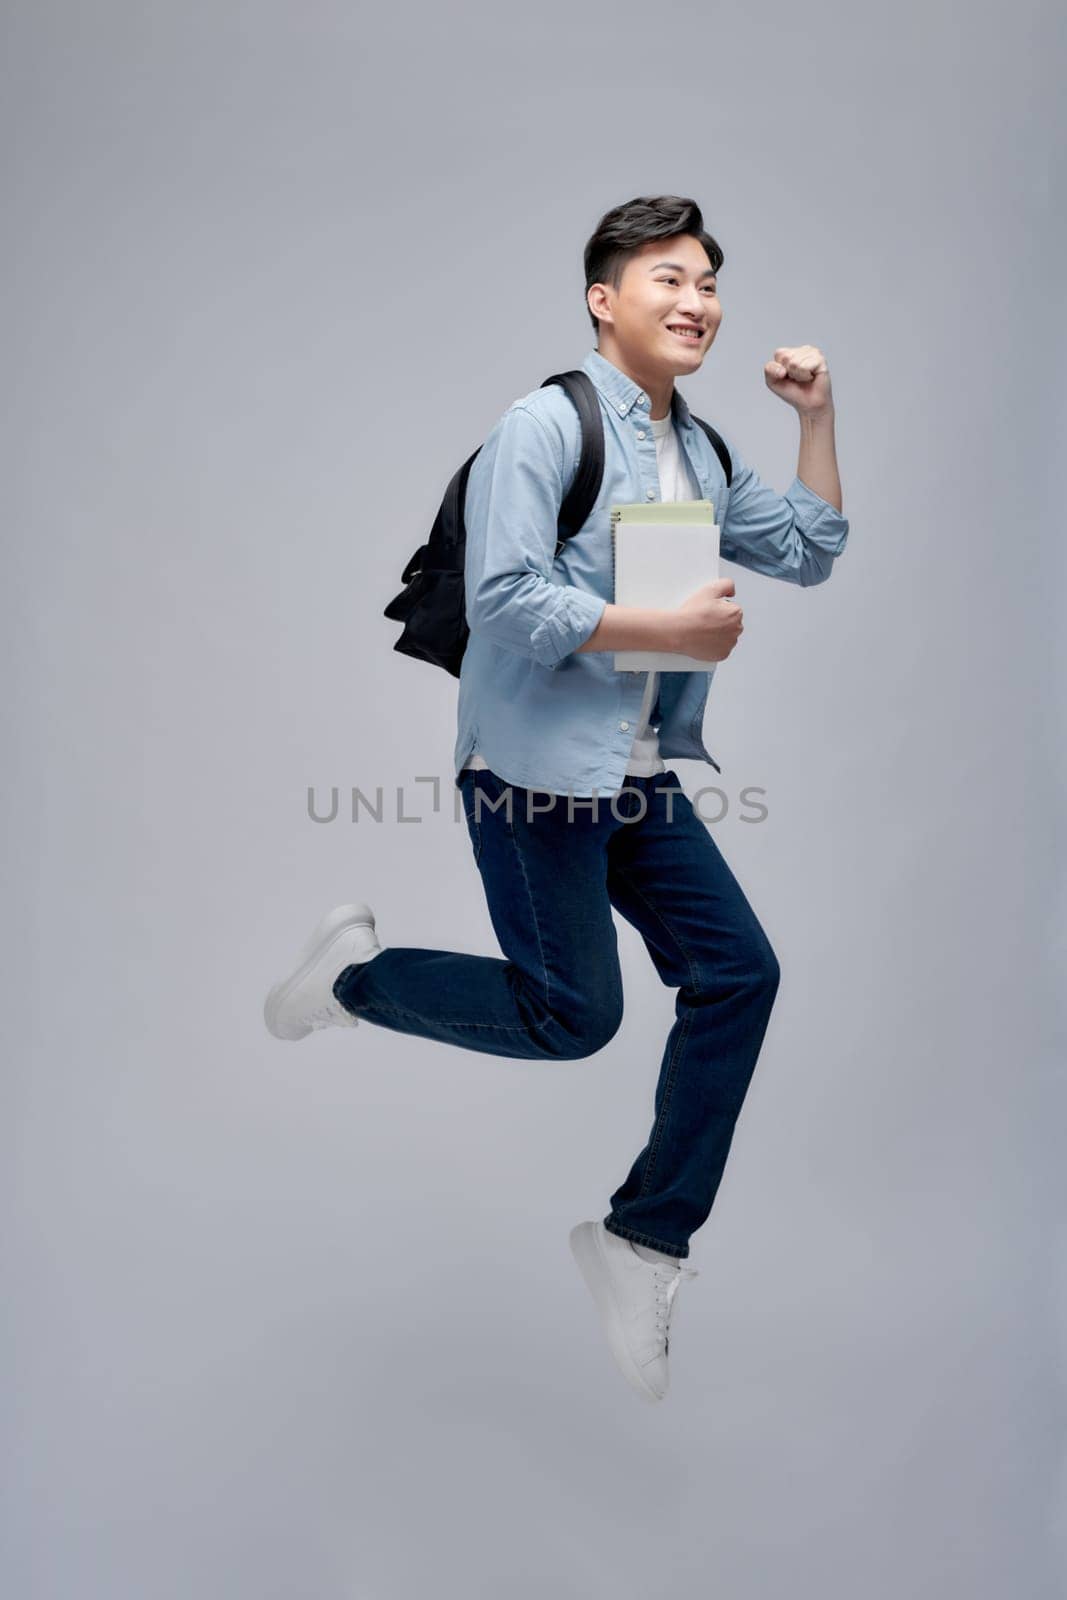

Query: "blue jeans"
(333, 767), (780, 1260)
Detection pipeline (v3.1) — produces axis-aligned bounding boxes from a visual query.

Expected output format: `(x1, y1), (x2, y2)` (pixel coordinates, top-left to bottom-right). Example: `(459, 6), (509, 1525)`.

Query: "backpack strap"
(540, 370), (605, 558)
(689, 412), (733, 487)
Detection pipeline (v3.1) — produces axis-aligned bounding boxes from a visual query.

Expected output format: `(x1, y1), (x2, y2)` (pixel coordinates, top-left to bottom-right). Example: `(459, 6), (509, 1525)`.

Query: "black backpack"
(383, 369), (733, 678)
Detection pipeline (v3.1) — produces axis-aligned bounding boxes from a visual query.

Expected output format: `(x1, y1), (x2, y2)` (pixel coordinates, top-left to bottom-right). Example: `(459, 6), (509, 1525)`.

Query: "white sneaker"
(264, 903), (384, 1041)
(569, 1219), (699, 1402)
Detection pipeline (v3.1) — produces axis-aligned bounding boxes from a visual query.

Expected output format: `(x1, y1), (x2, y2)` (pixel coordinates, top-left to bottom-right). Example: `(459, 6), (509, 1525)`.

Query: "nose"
(676, 287), (706, 321)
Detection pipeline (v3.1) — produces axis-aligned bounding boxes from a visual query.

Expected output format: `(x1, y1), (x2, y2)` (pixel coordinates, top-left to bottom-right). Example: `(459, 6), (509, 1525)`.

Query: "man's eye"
(660, 275), (717, 292)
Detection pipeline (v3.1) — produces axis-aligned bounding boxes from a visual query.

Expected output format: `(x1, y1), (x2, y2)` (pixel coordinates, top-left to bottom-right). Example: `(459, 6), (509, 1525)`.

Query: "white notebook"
(611, 500), (720, 671)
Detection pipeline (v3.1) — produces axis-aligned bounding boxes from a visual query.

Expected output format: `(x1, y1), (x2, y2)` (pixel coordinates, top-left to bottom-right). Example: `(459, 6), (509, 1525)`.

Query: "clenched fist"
(764, 344), (833, 416)
(674, 578), (744, 663)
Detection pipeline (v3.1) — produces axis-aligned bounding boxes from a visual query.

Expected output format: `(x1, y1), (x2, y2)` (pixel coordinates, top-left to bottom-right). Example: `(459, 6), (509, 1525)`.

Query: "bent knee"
(750, 937), (781, 996)
(554, 1000), (624, 1060)
(709, 934), (780, 1001)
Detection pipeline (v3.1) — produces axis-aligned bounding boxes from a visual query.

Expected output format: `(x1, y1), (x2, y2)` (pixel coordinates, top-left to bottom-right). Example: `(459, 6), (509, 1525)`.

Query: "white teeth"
(669, 327), (701, 339)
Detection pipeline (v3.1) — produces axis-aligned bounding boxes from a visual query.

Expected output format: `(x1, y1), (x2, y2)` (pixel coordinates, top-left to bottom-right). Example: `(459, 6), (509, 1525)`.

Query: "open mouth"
(666, 325), (704, 344)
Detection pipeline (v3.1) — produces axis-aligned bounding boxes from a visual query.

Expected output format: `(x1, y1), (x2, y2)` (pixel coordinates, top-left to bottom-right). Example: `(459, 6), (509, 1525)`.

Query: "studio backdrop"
(4, 2), (1062, 1598)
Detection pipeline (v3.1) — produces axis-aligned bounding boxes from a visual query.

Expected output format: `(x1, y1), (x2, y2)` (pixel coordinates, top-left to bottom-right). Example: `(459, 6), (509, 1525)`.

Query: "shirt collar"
(579, 347), (693, 429)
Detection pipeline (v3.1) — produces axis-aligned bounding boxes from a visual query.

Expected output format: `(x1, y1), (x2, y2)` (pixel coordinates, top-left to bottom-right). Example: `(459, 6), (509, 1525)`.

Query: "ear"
(587, 283), (614, 329)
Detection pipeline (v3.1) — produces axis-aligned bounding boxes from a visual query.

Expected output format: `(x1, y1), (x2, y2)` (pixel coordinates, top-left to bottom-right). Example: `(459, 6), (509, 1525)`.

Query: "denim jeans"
(333, 767), (780, 1260)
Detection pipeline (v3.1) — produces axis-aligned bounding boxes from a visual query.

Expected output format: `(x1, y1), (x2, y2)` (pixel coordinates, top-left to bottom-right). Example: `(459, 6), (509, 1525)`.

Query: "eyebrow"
(649, 261), (718, 280)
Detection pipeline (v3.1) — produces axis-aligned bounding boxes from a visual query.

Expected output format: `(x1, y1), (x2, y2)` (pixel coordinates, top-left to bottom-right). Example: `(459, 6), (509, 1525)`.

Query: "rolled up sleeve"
(719, 435), (850, 587)
(464, 402), (607, 668)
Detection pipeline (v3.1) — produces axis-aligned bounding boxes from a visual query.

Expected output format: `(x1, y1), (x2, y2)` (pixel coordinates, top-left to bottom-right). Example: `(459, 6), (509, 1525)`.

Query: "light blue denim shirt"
(454, 346), (849, 798)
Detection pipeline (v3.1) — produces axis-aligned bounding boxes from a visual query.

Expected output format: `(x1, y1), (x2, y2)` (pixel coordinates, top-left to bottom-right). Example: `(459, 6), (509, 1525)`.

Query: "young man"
(264, 195), (849, 1403)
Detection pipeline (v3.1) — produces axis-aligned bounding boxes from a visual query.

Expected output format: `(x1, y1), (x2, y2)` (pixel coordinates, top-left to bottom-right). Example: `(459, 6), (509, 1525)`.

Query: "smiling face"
(588, 234), (722, 386)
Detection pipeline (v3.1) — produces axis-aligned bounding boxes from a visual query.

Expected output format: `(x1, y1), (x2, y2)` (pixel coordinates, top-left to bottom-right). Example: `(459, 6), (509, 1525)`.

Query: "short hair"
(583, 195), (724, 337)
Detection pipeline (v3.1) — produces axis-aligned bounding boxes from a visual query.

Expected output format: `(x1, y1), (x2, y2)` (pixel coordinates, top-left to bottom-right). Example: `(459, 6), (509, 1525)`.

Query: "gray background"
(4, 2), (1063, 1596)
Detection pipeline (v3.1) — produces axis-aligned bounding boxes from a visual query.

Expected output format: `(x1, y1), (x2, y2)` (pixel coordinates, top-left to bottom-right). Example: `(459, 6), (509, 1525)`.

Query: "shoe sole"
(264, 902), (377, 1040)
(569, 1221), (662, 1403)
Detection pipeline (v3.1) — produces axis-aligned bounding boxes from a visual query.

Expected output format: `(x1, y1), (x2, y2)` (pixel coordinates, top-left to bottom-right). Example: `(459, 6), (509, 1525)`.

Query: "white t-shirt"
(464, 400), (698, 777)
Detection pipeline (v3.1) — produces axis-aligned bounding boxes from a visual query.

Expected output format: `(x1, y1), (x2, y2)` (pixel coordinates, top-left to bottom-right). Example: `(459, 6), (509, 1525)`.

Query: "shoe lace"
(653, 1261), (699, 1352)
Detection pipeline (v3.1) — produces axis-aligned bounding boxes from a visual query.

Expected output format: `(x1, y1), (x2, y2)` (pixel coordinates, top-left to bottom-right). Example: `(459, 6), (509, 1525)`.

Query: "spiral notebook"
(610, 499), (720, 671)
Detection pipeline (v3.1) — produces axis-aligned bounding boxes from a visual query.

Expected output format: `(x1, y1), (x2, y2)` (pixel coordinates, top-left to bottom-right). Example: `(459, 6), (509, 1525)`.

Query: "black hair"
(583, 194), (724, 338)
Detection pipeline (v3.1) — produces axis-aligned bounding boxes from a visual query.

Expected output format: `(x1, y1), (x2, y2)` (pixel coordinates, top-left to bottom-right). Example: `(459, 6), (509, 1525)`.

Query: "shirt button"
(638, 393), (648, 406)
(646, 488), (656, 500)
(617, 402), (626, 415)
(636, 429), (646, 439)
(619, 721), (630, 731)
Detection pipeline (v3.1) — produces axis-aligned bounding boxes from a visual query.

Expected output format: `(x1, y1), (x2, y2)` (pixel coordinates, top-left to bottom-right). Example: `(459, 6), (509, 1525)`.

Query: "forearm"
(576, 603), (681, 655)
(797, 408), (843, 513)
